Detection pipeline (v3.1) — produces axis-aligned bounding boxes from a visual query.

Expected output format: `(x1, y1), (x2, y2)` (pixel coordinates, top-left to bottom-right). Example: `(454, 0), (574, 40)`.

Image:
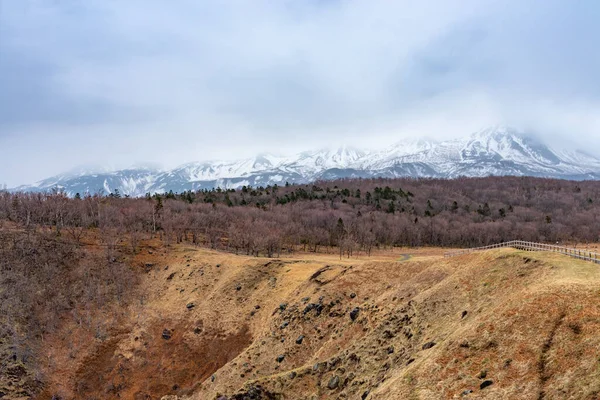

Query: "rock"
(461, 389), (473, 396)
(296, 335), (304, 344)
(422, 341), (436, 350)
(166, 272), (176, 280)
(480, 380), (493, 390)
(236, 284), (242, 291)
(477, 369), (487, 379)
(350, 307), (360, 321)
(216, 264), (221, 268)
(279, 303), (288, 311)
(289, 371), (297, 379)
(361, 390), (370, 399)
(406, 358), (415, 365)
(327, 357), (341, 370)
(211, 374), (216, 382)
(162, 329), (172, 340)
(194, 327), (202, 334)
(186, 302), (195, 310)
(350, 292), (357, 299)
(327, 375), (340, 390)
(280, 321), (289, 329)
(255, 305), (261, 309)
(161, 396), (178, 400)
(228, 385), (278, 399)
(387, 346), (394, 354)
(461, 310), (468, 319)
(315, 303), (324, 316)
(145, 262), (154, 267)
(304, 302), (324, 316)
(303, 304), (314, 314)
(164, 265), (169, 270)
(276, 355), (285, 363)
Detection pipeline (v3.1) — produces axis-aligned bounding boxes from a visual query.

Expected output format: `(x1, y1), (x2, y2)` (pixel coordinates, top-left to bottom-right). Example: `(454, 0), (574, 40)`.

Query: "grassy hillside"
(27, 244), (600, 400)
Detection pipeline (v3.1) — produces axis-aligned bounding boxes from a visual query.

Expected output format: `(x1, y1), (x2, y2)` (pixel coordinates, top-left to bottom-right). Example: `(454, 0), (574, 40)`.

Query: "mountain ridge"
(11, 126), (600, 196)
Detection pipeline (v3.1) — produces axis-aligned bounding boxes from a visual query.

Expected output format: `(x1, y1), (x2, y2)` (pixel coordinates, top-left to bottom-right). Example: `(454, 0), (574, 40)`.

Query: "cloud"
(1, 0), (599, 186)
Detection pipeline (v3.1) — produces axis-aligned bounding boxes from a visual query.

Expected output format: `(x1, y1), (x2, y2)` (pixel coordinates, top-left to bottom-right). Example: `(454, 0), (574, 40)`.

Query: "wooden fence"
(444, 240), (600, 264)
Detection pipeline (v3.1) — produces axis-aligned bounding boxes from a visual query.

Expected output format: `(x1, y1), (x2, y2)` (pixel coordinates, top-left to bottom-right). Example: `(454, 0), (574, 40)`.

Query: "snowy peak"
(461, 126), (561, 166)
(11, 126), (600, 196)
(252, 154), (281, 170)
(383, 137), (436, 159)
(465, 126), (530, 155)
(287, 146), (367, 174)
(306, 146), (366, 166)
(388, 137), (436, 156)
(328, 146), (367, 165)
(470, 125), (522, 140)
(169, 153), (288, 181)
(364, 136), (444, 171)
(397, 137), (436, 152)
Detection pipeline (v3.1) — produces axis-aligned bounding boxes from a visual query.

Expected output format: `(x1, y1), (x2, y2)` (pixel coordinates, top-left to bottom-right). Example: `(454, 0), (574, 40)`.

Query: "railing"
(444, 240), (600, 264)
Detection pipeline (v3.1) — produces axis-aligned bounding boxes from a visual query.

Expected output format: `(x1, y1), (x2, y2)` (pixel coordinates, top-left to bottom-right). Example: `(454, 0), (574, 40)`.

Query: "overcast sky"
(1, 0), (600, 186)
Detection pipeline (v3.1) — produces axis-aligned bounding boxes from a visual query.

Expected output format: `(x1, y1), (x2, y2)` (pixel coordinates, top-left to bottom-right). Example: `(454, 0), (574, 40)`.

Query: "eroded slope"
(38, 247), (600, 400)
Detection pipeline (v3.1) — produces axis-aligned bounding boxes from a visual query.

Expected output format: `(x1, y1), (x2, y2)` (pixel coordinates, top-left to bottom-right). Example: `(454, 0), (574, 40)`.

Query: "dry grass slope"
(33, 246), (600, 400)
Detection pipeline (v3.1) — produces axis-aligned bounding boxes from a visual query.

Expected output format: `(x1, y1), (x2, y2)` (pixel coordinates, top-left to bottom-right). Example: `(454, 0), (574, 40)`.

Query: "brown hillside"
(30, 245), (600, 400)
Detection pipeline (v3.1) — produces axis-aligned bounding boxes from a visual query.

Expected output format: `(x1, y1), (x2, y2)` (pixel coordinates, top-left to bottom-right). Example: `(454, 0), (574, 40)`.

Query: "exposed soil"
(69, 321), (251, 399)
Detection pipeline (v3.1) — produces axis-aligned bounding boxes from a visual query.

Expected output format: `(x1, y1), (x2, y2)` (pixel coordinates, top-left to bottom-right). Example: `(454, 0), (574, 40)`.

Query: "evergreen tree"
(387, 201), (396, 214)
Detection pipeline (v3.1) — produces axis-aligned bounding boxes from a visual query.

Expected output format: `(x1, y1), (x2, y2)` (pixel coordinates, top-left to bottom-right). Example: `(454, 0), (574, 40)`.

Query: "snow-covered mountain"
(11, 127), (600, 196)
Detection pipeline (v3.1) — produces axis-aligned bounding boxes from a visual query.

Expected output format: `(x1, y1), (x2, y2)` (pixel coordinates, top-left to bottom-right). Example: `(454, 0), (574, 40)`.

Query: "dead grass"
(29, 244), (600, 400)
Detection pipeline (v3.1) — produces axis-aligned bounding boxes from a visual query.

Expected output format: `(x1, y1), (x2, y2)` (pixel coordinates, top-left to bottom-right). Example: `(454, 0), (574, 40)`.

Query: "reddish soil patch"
(70, 321), (252, 400)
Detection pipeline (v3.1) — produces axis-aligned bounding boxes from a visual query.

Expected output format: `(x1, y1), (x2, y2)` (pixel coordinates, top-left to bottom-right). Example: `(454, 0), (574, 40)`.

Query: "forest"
(2, 176), (599, 257)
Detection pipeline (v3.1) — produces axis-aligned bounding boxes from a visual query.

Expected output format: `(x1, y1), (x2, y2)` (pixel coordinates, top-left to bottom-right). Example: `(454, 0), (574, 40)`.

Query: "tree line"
(2, 176), (599, 258)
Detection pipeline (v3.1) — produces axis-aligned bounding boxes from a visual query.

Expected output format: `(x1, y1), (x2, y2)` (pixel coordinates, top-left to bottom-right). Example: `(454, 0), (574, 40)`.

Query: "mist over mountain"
(11, 127), (600, 197)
